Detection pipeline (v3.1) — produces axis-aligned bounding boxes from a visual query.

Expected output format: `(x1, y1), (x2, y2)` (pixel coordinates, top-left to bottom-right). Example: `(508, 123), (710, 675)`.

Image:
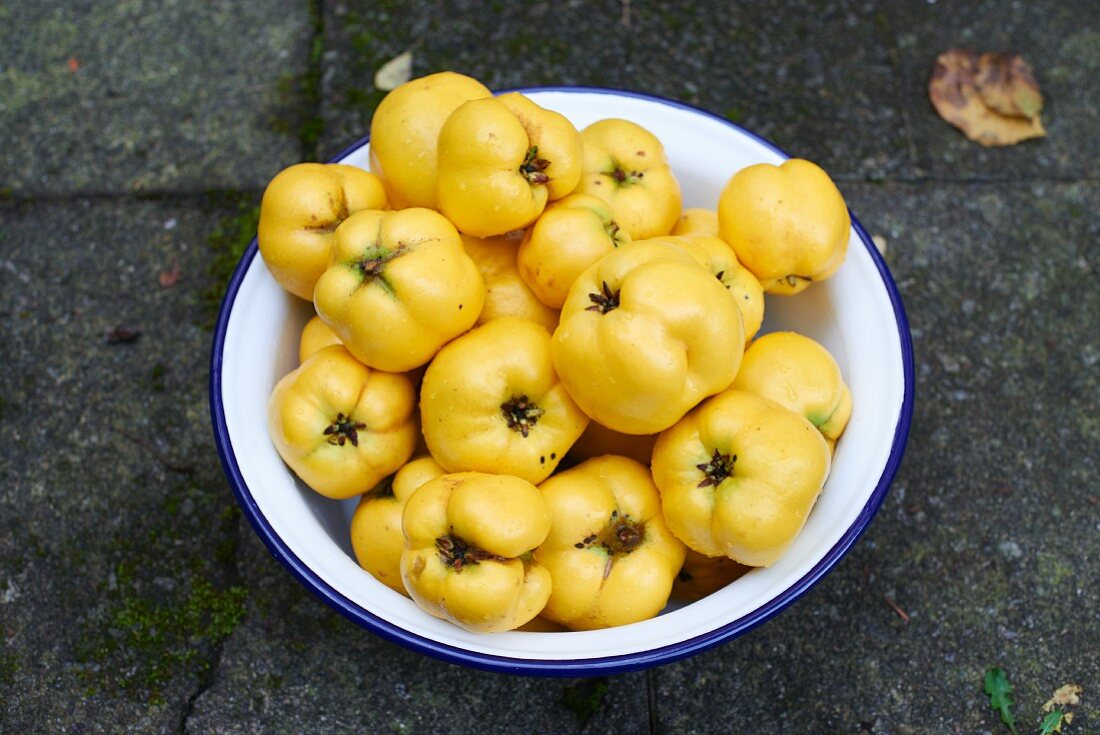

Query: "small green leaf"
(1038, 710), (1065, 735)
(983, 667), (1019, 735)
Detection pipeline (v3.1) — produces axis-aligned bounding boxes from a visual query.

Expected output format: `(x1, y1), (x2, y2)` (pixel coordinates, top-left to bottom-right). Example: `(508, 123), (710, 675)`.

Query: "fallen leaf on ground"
(872, 234), (887, 255)
(106, 326), (142, 344)
(928, 49), (1045, 147)
(974, 52), (1044, 119)
(983, 667), (1019, 735)
(1039, 710), (1072, 734)
(1038, 683), (1080, 734)
(883, 595), (909, 621)
(374, 51), (413, 91)
(159, 261), (180, 287)
(1044, 683), (1082, 711)
(67, 57), (80, 72)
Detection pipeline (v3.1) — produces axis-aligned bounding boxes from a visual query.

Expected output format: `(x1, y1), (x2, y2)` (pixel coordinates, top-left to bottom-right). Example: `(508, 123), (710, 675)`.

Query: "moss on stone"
(202, 192), (262, 329)
(270, 0), (325, 160)
(74, 552), (247, 704)
(335, 1), (416, 127)
(560, 677), (609, 726)
(1035, 552), (1075, 593)
(72, 477), (247, 703)
(148, 363), (167, 393)
(0, 652), (19, 688)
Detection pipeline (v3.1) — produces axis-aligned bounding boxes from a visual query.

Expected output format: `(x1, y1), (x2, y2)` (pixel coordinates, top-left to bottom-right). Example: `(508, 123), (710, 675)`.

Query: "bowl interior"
(215, 89), (911, 671)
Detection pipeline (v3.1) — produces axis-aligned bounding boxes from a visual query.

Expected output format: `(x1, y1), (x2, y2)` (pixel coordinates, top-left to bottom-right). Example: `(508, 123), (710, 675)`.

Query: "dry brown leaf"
(1043, 683), (1083, 712)
(159, 261), (180, 287)
(106, 326), (142, 344)
(374, 51), (413, 91)
(928, 48), (1046, 147)
(975, 52), (1044, 120)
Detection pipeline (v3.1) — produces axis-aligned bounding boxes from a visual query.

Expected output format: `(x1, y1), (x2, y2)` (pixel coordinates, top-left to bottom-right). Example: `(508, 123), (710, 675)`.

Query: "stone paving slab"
(2, 0), (1099, 732)
(0, 198), (245, 731)
(319, 0), (910, 180)
(624, 0), (909, 180)
(0, 1), (309, 195)
(186, 531), (651, 735)
(885, 0), (1100, 180)
(653, 180), (1099, 733)
(320, 0), (631, 160)
(320, 0), (1100, 182)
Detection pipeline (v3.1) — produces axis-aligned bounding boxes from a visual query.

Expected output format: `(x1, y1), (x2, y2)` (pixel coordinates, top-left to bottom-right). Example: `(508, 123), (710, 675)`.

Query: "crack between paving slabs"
(646, 668), (660, 734)
(176, 504), (245, 734)
(175, 0), (328, 725)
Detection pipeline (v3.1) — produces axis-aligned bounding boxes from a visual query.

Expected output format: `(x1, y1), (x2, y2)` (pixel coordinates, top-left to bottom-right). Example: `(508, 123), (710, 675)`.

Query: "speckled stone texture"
(1, 0), (1098, 732)
(183, 531), (650, 734)
(0, 199), (247, 730)
(319, 0), (631, 159)
(885, 0), (1100, 179)
(0, 1), (310, 194)
(320, 0), (909, 179)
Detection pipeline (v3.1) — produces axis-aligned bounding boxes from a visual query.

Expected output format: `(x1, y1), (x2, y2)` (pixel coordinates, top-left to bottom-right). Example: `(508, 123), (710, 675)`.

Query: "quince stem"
(521, 146), (551, 185)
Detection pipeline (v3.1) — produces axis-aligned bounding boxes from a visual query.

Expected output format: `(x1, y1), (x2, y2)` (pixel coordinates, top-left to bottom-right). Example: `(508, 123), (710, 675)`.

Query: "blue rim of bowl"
(210, 86), (915, 676)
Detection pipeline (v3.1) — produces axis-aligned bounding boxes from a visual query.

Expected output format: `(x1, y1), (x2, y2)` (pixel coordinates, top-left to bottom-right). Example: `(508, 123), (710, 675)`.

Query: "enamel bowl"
(210, 88), (914, 675)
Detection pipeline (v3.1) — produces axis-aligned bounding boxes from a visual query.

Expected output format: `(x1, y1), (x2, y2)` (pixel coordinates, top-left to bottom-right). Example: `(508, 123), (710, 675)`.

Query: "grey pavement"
(1, 1), (1097, 733)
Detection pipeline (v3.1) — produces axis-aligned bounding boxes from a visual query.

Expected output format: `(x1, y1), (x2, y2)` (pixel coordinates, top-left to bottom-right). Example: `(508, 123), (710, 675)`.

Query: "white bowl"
(210, 88), (914, 674)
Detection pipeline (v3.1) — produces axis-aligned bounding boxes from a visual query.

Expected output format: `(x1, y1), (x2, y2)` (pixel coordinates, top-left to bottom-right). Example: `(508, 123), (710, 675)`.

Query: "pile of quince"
(259, 71), (853, 633)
